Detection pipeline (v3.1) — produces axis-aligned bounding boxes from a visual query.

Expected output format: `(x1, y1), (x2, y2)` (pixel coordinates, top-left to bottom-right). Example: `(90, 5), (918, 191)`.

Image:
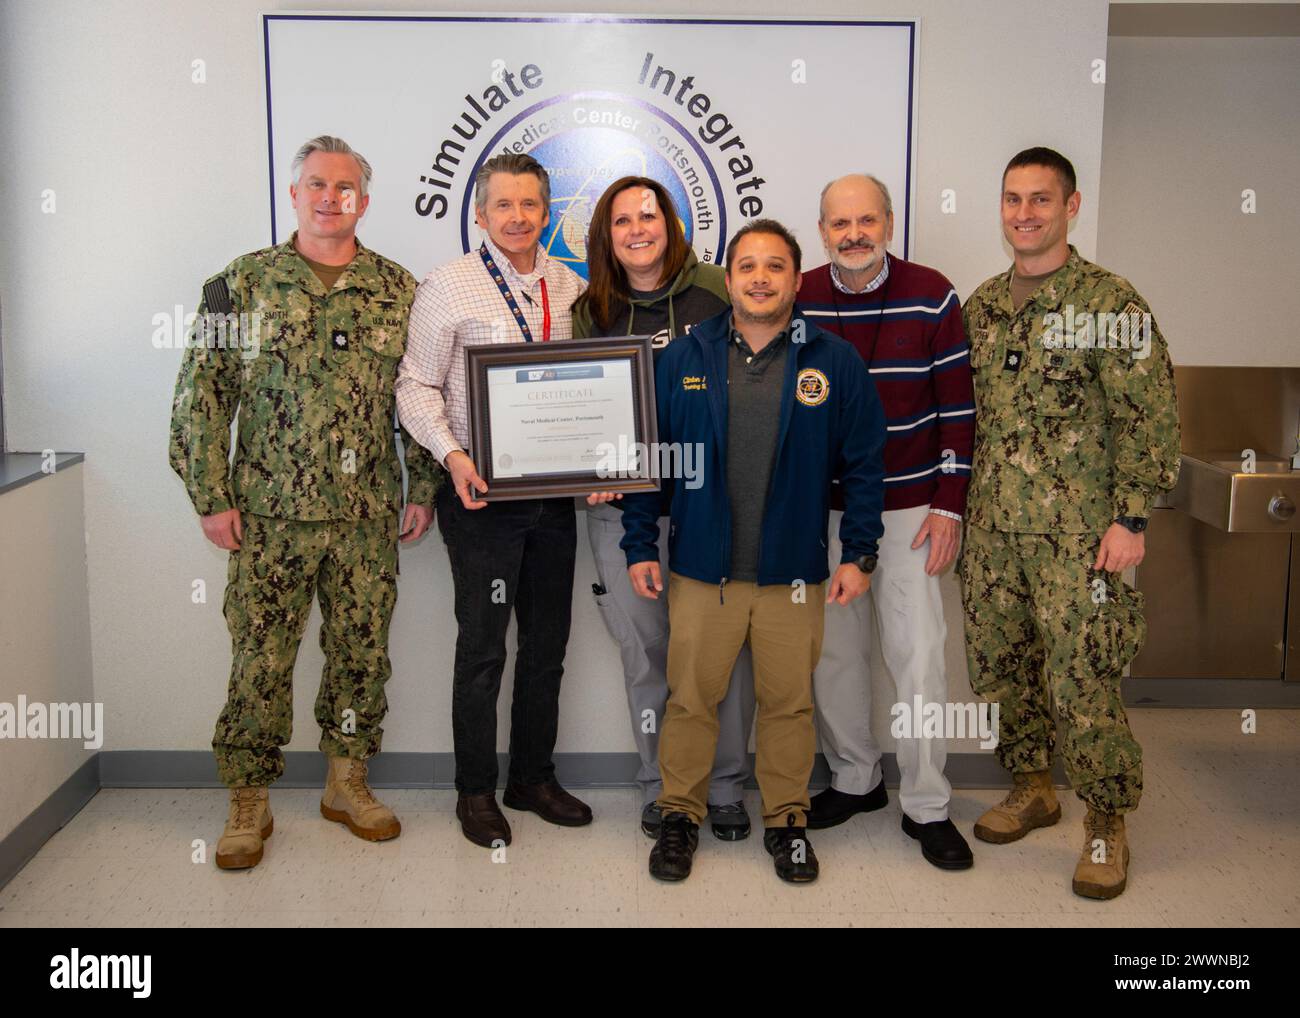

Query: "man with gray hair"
(396, 152), (589, 848)
(170, 135), (443, 869)
(796, 173), (976, 870)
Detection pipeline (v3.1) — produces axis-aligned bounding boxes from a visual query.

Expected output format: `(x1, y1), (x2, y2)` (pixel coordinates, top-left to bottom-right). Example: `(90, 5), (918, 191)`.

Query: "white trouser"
(813, 505), (952, 822)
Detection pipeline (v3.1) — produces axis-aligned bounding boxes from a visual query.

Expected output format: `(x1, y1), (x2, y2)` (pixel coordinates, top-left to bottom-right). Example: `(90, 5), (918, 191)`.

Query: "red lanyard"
(539, 278), (551, 342)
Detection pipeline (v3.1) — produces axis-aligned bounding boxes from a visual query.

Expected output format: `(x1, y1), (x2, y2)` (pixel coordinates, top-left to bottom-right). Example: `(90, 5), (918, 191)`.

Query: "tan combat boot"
(320, 755), (401, 841)
(973, 769), (1061, 844)
(1072, 807), (1130, 900)
(216, 786), (273, 870)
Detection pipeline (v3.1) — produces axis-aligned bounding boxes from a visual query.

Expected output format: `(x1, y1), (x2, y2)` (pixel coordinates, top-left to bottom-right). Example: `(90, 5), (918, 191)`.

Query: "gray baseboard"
(1123, 677), (1300, 707)
(96, 749), (1041, 789)
(0, 755), (99, 892)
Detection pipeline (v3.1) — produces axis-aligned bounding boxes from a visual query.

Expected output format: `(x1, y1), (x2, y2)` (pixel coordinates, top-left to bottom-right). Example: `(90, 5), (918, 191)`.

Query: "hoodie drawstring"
(625, 292), (676, 338)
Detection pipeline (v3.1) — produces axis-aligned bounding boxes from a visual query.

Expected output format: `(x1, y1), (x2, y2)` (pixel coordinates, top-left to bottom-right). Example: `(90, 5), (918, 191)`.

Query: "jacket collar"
(692, 306), (824, 350)
(265, 231), (384, 295)
(993, 244), (1083, 318)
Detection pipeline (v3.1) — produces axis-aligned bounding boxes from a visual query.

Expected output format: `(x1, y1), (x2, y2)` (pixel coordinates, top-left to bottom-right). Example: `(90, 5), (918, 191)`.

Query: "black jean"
(437, 494), (577, 794)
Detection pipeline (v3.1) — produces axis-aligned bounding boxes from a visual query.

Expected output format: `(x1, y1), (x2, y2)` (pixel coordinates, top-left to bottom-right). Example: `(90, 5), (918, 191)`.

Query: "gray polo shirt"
(725, 317), (790, 582)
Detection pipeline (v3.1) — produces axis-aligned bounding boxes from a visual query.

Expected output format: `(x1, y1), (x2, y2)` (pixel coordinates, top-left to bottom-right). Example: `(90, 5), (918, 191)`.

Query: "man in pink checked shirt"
(395, 153), (595, 850)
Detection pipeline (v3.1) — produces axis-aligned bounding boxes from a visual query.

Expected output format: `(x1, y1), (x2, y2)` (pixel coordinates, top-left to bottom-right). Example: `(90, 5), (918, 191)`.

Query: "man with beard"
(621, 219), (886, 884)
(797, 174), (976, 870)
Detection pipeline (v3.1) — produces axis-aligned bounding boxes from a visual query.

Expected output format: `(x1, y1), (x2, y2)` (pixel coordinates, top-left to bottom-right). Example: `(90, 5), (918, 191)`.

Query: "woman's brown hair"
(581, 176), (690, 333)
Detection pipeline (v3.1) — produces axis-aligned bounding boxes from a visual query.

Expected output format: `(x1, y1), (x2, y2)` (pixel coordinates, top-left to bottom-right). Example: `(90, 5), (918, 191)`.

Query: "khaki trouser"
(659, 573), (826, 827)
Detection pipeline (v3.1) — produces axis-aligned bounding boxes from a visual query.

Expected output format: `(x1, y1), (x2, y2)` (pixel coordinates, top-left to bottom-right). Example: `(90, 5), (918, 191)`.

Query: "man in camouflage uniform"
(169, 136), (442, 870)
(960, 147), (1180, 899)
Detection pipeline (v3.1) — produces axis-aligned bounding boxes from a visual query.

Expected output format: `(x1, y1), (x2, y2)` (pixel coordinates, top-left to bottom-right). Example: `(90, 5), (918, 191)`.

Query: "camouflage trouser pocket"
(222, 539), (244, 635)
(1100, 586), (1146, 673)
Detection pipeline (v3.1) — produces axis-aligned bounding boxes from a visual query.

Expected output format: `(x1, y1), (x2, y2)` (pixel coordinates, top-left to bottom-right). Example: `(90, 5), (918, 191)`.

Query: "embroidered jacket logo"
(795, 368), (829, 406)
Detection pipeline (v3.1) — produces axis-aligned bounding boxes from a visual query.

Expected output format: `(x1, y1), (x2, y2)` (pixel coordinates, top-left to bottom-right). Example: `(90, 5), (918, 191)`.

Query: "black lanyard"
(830, 257), (892, 365)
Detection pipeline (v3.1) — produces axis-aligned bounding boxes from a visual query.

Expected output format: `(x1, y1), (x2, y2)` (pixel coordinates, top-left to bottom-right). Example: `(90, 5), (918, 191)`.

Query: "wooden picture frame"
(464, 335), (660, 501)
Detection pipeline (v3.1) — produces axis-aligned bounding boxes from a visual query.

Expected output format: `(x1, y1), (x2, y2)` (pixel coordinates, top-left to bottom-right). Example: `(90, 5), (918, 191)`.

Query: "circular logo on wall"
(460, 92), (728, 280)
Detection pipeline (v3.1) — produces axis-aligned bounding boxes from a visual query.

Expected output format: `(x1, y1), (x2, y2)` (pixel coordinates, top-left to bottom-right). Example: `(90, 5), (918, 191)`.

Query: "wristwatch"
(1115, 516), (1148, 534)
(853, 554), (878, 574)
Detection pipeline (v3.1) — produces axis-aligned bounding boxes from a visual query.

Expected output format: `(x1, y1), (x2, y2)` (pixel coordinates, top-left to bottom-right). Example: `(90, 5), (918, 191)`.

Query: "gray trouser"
(587, 504), (756, 805)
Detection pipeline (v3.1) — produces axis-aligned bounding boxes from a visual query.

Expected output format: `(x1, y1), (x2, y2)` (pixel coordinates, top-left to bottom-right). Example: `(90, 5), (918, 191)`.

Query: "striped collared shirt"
(830, 257), (889, 295)
(396, 235), (587, 465)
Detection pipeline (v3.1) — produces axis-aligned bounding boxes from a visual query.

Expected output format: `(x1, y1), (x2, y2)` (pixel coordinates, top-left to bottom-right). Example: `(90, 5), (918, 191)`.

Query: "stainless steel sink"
(1167, 450), (1299, 531)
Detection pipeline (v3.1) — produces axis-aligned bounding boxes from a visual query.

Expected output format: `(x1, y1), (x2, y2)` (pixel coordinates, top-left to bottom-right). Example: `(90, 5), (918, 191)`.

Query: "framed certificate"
(464, 336), (661, 501)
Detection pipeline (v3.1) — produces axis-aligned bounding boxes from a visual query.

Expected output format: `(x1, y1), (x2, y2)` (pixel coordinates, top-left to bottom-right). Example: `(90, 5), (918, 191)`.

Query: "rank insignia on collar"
(1003, 349), (1022, 372)
(332, 330), (349, 350)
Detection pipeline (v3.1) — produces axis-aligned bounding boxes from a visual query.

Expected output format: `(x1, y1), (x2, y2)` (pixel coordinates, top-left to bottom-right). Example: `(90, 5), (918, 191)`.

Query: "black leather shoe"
(649, 812), (699, 881)
(503, 779), (593, 827)
(456, 793), (512, 848)
(902, 815), (974, 870)
(806, 779), (888, 829)
(707, 800), (751, 841)
(763, 816), (819, 883)
(640, 802), (662, 839)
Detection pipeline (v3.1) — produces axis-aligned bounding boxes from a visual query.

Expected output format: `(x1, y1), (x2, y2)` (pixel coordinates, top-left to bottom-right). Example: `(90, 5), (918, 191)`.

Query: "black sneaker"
(763, 814), (819, 883)
(806, 780), (888, 830)
(649, 812), (700, 882)
(640, 801), (662, 840)
(707, 800), (751, 841)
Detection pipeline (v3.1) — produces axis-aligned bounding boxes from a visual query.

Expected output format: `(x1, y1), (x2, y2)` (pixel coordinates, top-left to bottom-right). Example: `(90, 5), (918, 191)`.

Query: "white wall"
(1098, 32), (1300, 367)
(0, 466), (95, 839)
(0, 0), (1110, 765)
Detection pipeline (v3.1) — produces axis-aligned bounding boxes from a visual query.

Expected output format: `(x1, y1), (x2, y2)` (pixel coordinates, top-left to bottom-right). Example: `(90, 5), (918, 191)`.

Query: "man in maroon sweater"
(797, 174), (975, 870)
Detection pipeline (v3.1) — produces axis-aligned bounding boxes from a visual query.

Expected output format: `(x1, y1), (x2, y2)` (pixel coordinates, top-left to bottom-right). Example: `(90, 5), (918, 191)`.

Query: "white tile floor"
(2, 708), (1297, 928)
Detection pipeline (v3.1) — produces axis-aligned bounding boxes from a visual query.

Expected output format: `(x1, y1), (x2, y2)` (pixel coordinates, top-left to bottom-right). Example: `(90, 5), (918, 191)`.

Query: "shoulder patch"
(1121, 299), (1144, 318)
(202, 277), (234, 315)
(796, 367), (830, 407)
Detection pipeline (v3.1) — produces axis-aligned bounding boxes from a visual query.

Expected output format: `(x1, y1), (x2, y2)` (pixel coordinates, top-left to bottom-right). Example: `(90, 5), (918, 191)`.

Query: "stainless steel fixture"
(1131, 367), (1300, 682)
(1167, 451), (1298, 532)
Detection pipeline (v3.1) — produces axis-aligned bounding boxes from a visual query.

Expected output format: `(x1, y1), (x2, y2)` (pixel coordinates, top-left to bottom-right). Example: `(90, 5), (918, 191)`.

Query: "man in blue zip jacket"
(621, 219), (886, 883)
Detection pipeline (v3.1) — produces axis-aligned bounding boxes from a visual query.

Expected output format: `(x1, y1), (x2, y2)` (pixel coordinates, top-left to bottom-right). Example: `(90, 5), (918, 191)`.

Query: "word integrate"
(890, 696), (999, 750)
(0, 696), (103, 749)
(50, 950), (151, 998)
(594, 438), (705, 490)
(637, 53), (768, 217)
(152, 307), (263, 360)
(1039, 305), (1152, 360)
